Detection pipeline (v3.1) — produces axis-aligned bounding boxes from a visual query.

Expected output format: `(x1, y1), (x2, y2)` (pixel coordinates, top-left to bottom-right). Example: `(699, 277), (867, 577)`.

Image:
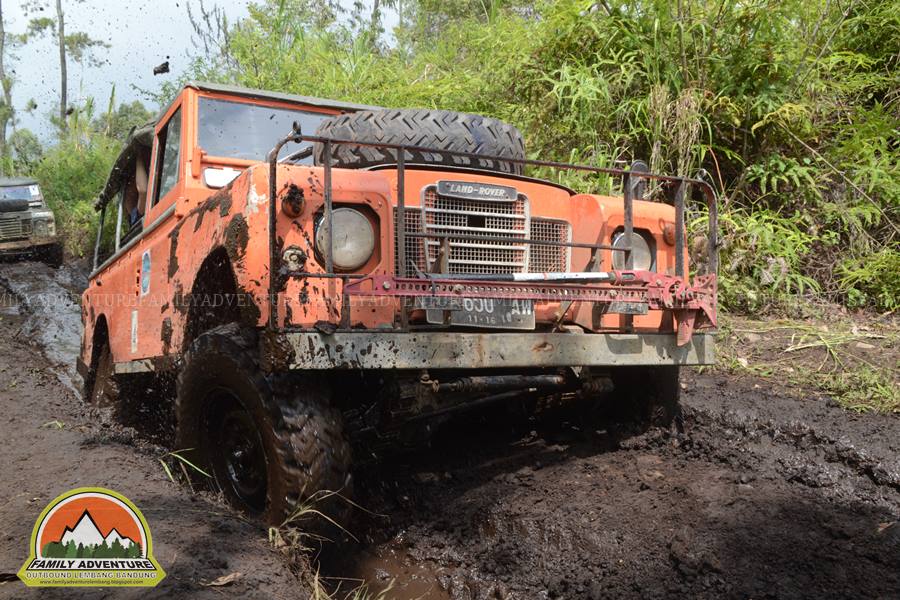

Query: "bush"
(837, 247), (900, 312)
(32, 110), (120, 257)
(177, 0), (898, 314)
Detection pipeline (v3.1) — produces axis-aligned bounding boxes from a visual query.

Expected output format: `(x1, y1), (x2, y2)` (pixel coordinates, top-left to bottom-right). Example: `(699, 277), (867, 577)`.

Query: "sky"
(5, 0), (396, 143)
(5, 0), (252, 141)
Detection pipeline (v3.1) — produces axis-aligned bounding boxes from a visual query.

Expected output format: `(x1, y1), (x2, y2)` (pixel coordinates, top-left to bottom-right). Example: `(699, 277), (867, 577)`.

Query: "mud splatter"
(224, 214), (250, 261)
(283, 183), (305, 217)
(160, 317), (173, 354)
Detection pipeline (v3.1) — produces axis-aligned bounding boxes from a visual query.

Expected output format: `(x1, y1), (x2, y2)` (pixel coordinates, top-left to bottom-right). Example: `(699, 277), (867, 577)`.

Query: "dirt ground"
(1, 260), (899, 599)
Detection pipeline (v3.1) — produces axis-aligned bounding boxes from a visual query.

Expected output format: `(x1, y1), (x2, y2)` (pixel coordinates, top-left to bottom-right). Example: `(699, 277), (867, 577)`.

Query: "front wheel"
(175, 324), (353, 530)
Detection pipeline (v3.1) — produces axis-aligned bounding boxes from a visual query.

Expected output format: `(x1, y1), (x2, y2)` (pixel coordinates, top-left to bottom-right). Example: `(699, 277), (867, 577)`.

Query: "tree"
(23, 0), (108, 133)
(93, 99), (154, 143)
(0, 0), (26, 174)
(127, 541), (141, 558)
(42, 541), (65, 558)
(10, 128), (42, 173)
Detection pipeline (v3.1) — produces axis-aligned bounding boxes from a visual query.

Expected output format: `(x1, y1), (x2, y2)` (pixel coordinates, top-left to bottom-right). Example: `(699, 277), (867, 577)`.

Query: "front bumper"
(0, 237), (58, 254)
(276, 331), (715, 370)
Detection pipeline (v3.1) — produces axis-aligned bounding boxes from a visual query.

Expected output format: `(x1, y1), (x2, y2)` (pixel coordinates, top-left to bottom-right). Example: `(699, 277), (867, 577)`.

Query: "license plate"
(425, 297), (535, 330)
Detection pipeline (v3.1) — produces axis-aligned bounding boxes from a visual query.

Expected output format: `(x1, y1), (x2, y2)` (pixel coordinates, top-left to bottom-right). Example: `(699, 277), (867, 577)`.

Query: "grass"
(267, 490), (393, 600)
(712, 314), (900, 413)
(159, 449), (212, 490)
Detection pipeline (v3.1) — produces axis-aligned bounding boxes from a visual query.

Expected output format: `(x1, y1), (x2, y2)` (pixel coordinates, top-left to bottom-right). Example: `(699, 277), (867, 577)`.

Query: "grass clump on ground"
(714, 315), (900, 413)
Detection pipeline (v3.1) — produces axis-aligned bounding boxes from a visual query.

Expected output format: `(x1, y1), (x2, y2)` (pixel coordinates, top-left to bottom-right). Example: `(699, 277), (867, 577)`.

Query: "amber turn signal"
(663, 223), (677, 246)
(281, 186), (305, 218)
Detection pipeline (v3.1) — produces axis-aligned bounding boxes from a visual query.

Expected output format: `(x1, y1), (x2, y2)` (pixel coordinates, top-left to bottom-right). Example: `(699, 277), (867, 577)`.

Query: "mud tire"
(313, 109), (526, 174)
(175, 324), (353, 531)
(612, 366), (682, 431)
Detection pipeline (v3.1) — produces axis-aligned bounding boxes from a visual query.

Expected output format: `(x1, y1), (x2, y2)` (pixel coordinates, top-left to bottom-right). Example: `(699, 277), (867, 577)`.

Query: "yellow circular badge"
(17, 487), (165, 587)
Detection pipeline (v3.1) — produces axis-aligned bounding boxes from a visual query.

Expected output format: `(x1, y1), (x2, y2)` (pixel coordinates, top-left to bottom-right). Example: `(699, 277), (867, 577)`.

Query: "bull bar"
(266, 124), (719, 351)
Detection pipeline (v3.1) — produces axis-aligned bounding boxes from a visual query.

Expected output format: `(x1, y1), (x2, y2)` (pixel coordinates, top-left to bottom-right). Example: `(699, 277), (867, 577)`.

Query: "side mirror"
(203, 167), (241, 189)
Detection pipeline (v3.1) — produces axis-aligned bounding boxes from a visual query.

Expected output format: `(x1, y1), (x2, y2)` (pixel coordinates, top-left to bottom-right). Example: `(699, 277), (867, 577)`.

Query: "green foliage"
(821, 365), (900, 414)
(697, 207), (820, 312)
(836, 247), (900, 312)
(93, 99), (155, 143)
(171, 0), (898, 313)
(32, 101), (119, 256)
(9, 129), (43, 173)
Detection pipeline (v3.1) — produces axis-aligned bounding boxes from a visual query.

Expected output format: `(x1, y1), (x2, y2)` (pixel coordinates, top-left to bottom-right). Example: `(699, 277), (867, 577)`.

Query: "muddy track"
(333, 376), (900, 599)
(0, 263), (305, 599)
(1, 260), (899, 599)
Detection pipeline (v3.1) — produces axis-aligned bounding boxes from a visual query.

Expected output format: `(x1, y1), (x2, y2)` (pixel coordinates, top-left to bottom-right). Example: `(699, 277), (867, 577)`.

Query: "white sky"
(6, 0), (395, 143)
(6, 0), (250, 140)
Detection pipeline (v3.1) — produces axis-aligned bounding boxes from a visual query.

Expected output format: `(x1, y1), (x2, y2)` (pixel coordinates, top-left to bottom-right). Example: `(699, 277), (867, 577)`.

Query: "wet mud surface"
(335, 377), (900, 599)
(0, 263), (305, 599)
(1, 261), (899, 599)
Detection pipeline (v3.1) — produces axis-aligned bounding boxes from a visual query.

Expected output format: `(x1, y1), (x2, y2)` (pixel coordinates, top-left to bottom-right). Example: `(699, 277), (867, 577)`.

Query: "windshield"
(0, 185), (37, 201)
(198, 97), (330, 163)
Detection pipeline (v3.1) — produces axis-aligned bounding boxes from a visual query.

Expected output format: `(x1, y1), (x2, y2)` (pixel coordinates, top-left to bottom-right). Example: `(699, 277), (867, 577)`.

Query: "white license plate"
(425, 297), (535, 330)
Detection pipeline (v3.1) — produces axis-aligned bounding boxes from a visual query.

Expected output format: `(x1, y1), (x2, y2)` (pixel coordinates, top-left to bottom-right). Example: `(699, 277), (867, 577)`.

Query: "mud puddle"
(0, 260), (86, 393)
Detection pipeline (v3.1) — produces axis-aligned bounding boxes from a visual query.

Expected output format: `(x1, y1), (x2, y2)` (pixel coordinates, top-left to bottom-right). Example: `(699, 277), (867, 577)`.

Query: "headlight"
(315, 208), (375, 271)
(33, 217), (55, 237)
(611, 231), (654, 271)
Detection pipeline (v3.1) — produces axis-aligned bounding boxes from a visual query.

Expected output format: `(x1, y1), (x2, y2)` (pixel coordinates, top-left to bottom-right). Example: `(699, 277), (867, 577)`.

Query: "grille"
(394, 186), (572, 276)
(530, 218), (572, 272)
(423, 186), (528, 275)
(0, 216), (26, 241)
(394, 209), (426, 276)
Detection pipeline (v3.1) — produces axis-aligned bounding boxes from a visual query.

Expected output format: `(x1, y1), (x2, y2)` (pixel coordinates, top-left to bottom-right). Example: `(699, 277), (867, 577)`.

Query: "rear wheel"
(83, 343), (118, 407)
(175, 324), (353, 530)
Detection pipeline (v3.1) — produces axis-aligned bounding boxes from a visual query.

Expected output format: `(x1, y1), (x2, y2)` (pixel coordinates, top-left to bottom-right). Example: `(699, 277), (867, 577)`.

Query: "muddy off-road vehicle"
(0, 177), (63, 267)
(79, 82), (718, 525)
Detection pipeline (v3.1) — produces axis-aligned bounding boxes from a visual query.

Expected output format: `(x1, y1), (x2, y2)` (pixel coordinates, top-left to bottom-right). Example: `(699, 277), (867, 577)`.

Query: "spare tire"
(314, 109), (526, 175)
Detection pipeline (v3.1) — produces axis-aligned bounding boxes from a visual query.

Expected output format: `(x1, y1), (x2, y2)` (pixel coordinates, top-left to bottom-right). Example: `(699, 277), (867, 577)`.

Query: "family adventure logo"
(17, 487), (165, 587)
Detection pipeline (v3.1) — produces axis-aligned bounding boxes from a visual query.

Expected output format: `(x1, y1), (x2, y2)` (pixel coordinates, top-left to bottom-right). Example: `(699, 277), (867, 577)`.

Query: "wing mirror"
(203, 167), (241, 189)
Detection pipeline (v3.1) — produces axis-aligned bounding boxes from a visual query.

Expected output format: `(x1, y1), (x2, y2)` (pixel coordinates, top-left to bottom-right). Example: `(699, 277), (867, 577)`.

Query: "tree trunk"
(0, 0), (9, 174)
(56, 0), (67, 133)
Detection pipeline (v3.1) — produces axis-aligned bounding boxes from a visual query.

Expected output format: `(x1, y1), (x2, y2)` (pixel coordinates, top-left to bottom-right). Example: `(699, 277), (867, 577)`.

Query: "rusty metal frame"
(276, 330), (715, 370)
(267, 131), (719, 338)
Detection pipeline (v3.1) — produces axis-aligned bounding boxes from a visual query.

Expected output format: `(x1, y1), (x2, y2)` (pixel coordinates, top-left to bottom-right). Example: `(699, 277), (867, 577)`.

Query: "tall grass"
(32, 101), (120, 257)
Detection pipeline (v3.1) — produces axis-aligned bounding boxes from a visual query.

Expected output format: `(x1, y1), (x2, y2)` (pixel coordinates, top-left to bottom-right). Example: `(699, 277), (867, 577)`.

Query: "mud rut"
(1, 260), (898, 599)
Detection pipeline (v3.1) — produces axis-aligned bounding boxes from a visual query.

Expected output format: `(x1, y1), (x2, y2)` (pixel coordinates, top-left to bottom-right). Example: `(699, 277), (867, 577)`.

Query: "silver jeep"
(0, 177), (63, 267)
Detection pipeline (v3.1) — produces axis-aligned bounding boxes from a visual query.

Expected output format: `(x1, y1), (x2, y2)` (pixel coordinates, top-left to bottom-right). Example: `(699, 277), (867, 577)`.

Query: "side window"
(153, 107), (182, 206)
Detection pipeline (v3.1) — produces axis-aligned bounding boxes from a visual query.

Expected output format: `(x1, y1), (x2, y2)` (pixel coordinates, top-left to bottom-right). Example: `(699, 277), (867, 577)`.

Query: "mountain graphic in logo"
(42, 509), (142, 559)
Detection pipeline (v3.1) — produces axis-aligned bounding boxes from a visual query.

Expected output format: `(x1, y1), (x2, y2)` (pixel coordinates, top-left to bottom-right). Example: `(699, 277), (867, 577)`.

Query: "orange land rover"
(78, 82), (718, 526)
